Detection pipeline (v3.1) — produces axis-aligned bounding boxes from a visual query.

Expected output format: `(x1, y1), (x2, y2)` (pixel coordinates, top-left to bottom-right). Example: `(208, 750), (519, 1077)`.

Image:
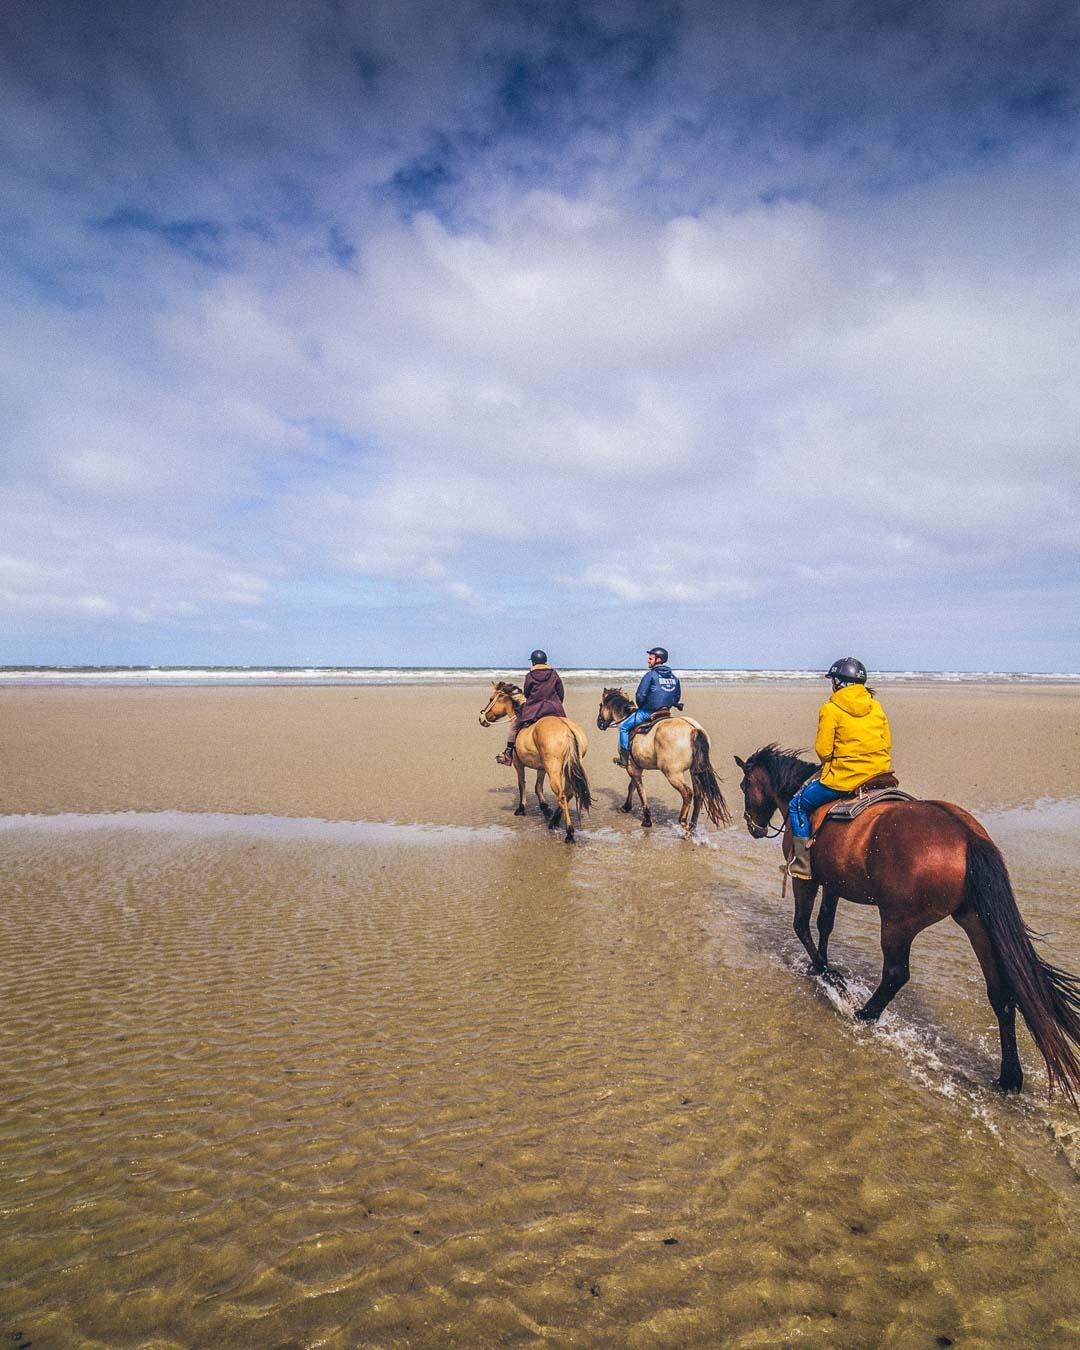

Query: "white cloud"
(2, 0), (1078, 664)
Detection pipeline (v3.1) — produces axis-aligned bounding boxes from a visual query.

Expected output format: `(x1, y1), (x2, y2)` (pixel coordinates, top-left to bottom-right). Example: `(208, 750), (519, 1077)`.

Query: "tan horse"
(596, 688), (731, 834)
(479, 682), (591, 843)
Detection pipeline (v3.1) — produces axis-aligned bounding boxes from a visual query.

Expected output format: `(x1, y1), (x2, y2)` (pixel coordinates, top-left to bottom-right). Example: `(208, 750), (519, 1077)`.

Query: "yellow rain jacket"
(815, 684), (892, 791)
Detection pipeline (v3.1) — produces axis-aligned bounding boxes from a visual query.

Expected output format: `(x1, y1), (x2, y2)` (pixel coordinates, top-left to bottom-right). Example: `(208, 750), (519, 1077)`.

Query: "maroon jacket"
(518, 665), (566, 722)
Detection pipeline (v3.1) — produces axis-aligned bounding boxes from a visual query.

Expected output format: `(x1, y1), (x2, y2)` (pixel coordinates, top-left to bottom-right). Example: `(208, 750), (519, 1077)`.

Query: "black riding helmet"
(530, 649), (547, 664)
(646, 646), (669, 663)
(827, 656), (867, 685)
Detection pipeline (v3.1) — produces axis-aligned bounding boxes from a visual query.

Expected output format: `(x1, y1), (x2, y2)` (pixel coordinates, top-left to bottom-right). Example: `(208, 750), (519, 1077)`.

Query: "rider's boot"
(788, 836), (813, 880)
(612, 744), (629, 768)
(496, 742), (515, 766)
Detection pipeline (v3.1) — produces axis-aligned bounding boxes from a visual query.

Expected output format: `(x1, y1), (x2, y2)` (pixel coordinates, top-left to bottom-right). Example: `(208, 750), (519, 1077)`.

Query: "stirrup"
(496, 750), (514, 766)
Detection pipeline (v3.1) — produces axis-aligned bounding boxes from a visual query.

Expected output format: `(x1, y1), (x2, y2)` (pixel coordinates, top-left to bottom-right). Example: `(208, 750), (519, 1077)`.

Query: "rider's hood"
(830, 684), (873, 717)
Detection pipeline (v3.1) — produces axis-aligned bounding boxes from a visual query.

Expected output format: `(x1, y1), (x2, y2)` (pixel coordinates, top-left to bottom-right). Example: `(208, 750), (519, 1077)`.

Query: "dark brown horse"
(735, 744), (1080, 1104)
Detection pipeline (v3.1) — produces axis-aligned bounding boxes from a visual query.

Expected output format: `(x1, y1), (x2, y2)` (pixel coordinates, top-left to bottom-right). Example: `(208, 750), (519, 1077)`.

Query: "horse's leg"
(812, 888), (845, 989)
(534, 768), (549, 817)
(953, 903), (1023, 1092)
(666, 770), (694, 835)
(856, 918), (915, 1022)
(817, 888), (840, 969)
(792, 879), (826, 973)
(514, 758), (527, 815)
(621, 779), (635, 813)
(546, 764), (574, 842)
(632, 766), (651, 828)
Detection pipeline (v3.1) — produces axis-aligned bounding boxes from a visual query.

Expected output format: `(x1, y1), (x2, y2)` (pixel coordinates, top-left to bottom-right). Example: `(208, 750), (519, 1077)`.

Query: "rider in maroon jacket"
(495, 650), (567, 765)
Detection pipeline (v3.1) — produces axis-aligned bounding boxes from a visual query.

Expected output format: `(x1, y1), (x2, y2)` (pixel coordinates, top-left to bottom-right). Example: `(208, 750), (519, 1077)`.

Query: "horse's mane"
(494, 681), (525, 706)
(744, 743), (818, 796)
(602, 687), (634, 716)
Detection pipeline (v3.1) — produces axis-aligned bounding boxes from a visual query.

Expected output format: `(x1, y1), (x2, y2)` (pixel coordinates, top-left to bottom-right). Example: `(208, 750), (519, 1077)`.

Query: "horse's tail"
(562, 730), (591, 815)
(965, 833), (1080, 1106)
(690, 729), (732, 827)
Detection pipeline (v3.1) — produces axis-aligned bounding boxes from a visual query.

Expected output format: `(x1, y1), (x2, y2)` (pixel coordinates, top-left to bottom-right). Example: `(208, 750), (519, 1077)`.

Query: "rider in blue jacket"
(614, 647), (682, 766)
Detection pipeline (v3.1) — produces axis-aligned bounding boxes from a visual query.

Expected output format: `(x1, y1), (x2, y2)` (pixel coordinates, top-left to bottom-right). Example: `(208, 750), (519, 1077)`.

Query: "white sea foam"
(2, 665), (1077, 687)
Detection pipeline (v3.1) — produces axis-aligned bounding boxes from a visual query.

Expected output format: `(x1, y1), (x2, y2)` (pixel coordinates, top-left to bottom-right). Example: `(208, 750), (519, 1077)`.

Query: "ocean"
(2, 665), (1078, 686)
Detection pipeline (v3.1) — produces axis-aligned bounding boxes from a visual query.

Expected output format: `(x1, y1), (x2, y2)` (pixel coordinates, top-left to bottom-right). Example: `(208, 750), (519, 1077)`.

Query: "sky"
(2, 0), (1079, 672)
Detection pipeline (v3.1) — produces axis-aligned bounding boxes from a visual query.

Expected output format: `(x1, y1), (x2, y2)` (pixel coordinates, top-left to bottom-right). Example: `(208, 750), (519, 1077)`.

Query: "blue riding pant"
(788, 777), (846, 837)
(618, 708), (653, 753)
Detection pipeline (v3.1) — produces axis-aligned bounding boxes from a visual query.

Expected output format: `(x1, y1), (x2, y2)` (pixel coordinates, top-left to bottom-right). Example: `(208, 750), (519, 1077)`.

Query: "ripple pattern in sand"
(2, 817), (1079, 1347)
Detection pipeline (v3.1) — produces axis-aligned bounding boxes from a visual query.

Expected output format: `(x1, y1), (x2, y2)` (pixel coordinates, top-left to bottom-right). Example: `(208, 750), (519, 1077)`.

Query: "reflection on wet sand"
(3, 806), (1079, 1346)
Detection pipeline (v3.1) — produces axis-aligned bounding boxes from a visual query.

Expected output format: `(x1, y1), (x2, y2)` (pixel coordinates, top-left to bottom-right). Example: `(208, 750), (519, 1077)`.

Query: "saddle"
(810, 772), (915, 830)
(629, 705), (683, 739)
(781, 772), (915, 898)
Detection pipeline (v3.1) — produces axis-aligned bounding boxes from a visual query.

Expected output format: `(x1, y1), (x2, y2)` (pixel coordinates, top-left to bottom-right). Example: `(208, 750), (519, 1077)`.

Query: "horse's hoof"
(620, 803), (632, 813)
(854, 1006), (879, 1023)
(641, 816), (652, 829)
(513, 806), (526, 817)
(565, 831), (575, 844)
(538, 803), (551, 817)
(820, 967), (847, 991)
(992, 1074), (1023, 1094)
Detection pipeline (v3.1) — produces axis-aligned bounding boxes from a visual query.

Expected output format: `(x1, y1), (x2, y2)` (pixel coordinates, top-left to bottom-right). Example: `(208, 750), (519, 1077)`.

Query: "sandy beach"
(3, 679), (1080, 1346)
(3, 678), (1079, 820)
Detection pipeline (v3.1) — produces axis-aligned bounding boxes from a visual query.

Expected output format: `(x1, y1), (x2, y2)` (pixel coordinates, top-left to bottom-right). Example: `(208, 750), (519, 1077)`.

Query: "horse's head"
(596, 687), (633, 731)
(733, 753), (775, 838)
(734, 745), (817, 838)
(479, 681), (523, 727)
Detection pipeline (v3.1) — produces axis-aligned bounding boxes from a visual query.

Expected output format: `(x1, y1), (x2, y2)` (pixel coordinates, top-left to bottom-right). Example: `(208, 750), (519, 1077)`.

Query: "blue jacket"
(635, 664), (681, 711)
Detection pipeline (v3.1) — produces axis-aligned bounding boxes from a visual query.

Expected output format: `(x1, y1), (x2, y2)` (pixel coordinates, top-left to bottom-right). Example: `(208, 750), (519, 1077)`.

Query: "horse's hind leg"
(534, 769), (550, 817)
(668, 770), (694, 834)
(953, 902), (1023, 1092)
(856, 918), (915, 1022)
(546, 770), (574, 842)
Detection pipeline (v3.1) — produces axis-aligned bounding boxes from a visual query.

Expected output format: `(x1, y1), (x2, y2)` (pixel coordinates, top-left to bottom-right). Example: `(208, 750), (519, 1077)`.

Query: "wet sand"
(2, 681), (1080, 1347)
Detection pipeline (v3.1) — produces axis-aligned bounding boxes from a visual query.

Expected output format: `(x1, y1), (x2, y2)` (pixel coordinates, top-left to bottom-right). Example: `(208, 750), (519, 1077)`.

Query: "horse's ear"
(734, 755), (746, 770)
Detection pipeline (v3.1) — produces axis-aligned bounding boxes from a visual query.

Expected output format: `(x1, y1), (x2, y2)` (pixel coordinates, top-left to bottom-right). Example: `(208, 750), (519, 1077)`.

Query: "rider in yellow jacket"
(788, 657), (892, 879)
(815, 682), (892, 791)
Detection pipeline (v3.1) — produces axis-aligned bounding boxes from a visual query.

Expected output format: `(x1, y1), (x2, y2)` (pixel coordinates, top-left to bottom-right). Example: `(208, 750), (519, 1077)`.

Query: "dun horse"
(479, 682), (591, 843)
(735, 743), (1080, 1103)
(597, 689), (731, 834)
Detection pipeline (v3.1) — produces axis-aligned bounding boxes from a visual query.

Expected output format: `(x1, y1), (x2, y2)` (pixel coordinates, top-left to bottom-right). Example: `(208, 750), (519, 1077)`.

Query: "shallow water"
(2, 803), (1079, 1347)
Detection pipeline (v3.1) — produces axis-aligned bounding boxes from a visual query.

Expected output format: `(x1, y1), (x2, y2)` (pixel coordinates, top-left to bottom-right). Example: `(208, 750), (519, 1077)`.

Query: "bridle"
(741, 770), (786, 839)
(479, 695), (507, 727)
(745, 808), (785, 839)
(596, 694), (630, 731)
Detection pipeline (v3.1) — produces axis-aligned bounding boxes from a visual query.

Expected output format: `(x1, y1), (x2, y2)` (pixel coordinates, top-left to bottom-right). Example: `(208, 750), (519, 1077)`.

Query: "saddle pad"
(825, 787), (917, 821)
